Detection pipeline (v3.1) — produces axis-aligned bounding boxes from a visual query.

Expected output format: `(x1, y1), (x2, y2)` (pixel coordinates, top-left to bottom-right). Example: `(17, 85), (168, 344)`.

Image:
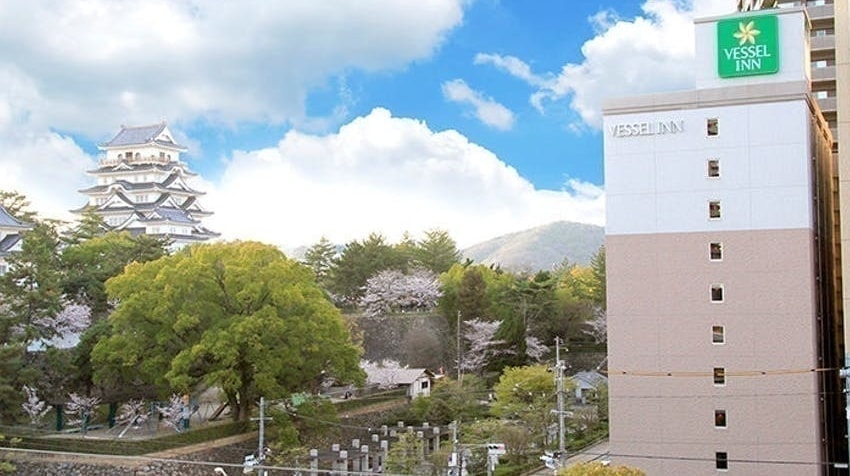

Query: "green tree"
(557, 462), (645, 476)
(92, 241), (364, 421)
(61, 231), (168, 319)
(491, 365), (567, 447)
(63, 208), (107, 244)
(0, 433), (17, 473)
(589, 246), (606, 310)
(0, 221), (64, 344)
(0, 190), (36, 221)
(458, 268), (488, 321)
(410, 376), (488, 424)
(303, 236), (336, 289)
(0, 214), (60, 423)
(386, 431), (426, 475)
(329, 233), (405, 304)
(415, 229), (461, 274)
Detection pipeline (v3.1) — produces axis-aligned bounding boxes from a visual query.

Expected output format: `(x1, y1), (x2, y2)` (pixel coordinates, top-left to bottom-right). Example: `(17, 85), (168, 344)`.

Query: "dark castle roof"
(101, 123), (186, 150)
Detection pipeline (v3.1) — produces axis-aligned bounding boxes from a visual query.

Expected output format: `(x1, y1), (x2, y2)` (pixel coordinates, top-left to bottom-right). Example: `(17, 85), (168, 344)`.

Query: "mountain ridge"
(461, 221), (604, 271)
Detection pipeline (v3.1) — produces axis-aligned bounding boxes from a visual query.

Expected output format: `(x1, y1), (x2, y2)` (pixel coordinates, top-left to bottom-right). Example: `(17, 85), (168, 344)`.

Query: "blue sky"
(0, 0), (732, 249)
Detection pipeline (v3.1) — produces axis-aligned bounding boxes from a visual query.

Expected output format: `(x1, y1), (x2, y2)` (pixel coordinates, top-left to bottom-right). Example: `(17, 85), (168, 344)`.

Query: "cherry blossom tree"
(524, 335), (549, 362)
(359, 268), (441, 316)
(459, 319), (503, 373)
(65, 393), (101, 434)
(157, 394), (187, 432)
(21, 386), (49, 425)
(115, 399), (149, 437)
(361, 359), (404, 389)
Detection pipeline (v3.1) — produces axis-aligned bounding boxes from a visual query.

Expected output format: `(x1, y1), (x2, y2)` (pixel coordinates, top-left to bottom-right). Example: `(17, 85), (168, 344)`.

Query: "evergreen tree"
(303, 236), (337, 289)
(415, 229), (461, 274)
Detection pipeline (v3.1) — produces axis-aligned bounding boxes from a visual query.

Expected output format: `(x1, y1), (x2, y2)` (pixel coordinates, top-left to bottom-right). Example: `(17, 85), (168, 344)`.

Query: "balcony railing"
(811, 65), (836, 82)
(810, 34), (835, 52)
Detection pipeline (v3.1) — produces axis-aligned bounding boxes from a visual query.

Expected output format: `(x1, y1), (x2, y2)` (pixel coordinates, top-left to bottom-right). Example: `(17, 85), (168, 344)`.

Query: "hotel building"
(605, 6), (845, 474)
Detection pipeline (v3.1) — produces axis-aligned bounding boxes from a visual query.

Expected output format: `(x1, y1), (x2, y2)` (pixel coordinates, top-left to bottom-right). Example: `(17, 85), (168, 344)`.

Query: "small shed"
(570, 370), (608, 405)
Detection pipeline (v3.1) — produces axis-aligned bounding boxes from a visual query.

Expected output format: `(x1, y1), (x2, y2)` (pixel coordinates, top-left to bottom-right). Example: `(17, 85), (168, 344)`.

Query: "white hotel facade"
(605, 7), (843, 475)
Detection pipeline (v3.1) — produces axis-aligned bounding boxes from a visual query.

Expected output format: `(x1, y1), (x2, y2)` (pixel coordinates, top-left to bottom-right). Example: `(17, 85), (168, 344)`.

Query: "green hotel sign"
(717, 15), (779, 78)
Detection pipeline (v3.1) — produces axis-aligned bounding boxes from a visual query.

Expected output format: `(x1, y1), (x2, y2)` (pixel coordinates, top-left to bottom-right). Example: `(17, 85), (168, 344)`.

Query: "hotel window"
(707, 159), (720, 178)
(813, 60), (828, 68)
(814, 91), (829, 99)
(711, 284), (724, 303)
(716, 452), (729, 470)
(713, 367), (726, 386)
(712, 326), (725, 344)
(714, 410), (727, 428)
(710, 242), (723, 261)
(707, 118), (718, 136)
(709, 200), (721, 219)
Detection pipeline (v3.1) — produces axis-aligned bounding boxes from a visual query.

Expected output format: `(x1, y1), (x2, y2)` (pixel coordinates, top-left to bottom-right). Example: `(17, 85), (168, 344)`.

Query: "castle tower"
(74, 123), (218, 247)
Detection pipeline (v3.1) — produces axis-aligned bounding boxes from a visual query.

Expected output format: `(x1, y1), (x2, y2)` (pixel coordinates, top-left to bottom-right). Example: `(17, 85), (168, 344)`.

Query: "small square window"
(710, 242), (723, 261)
(716, 451), (729, 470)
(708, 159), (720, 178)
(714, 367), (726, 386)
(707, 118), (719, 136)
(712, 326), (725, 344)
(711, 284), (724, 303)
(714, 410), (727, 428)
(709, 201), (721, 219)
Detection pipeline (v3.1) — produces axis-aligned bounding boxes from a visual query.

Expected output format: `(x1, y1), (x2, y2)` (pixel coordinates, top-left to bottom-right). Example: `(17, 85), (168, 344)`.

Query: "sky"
(0, 0), (736, 250)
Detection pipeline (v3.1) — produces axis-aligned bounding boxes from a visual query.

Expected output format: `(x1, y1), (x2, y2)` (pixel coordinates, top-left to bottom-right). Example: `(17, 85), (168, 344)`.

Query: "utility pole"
(457, 311), (463, 383)
(554, 337), (567, 469)
(251, 397), (272, 476)
(840, 359), (850, 471)
(450, 420), (459, 476)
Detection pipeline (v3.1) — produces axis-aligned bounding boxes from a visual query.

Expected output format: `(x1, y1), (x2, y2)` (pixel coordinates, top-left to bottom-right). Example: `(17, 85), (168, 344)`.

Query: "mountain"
(462, 221), (604, 271)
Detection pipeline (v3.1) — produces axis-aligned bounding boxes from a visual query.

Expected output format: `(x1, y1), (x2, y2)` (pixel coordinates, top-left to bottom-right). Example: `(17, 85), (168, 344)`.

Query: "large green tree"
(92, 241), (364, 421)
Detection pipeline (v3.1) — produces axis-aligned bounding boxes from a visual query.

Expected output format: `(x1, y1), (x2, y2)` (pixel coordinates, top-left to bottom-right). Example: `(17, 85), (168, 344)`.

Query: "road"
(527, 438), (610, 475)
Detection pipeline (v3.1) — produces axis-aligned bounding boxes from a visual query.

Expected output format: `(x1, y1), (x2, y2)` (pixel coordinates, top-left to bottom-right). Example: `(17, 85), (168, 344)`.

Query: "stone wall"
(354, 313), (452, 370)
(6, 432), (260, 475)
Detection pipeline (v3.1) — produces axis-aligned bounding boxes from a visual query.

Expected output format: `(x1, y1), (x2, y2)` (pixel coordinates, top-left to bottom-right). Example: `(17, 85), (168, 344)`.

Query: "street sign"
(487, 443), (506, 456)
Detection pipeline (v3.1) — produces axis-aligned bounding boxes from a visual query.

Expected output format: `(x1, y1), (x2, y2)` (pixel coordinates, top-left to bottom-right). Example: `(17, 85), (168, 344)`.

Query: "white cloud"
(442, 79), (515, 131)
(207, 108), (604, 250)
(0, 0), (467, 137)
(0, 66), (93, 221)
(477, 0), (732, 128)
(0, 0), (468, 225)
